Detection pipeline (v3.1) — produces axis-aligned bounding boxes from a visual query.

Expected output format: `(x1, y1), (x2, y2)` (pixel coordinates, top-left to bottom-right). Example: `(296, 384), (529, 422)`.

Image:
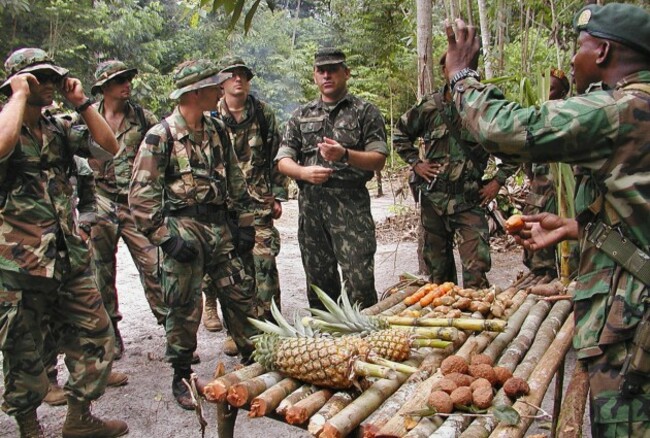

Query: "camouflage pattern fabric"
(276, 92), (388, 309)
(394, 88), (517, 287)
(522, 163), (558, 276)
(129, 107), (257, 364)
(453, 71), (650, 433)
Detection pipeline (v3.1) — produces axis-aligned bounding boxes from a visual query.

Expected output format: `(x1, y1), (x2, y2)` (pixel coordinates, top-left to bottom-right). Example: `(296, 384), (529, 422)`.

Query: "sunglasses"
(110, 75), (133, 85)
(33, 71), (63, 85)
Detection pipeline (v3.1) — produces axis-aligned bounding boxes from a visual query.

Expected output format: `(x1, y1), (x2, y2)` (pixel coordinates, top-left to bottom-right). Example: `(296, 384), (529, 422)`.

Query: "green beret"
(573, 3), (650, 56)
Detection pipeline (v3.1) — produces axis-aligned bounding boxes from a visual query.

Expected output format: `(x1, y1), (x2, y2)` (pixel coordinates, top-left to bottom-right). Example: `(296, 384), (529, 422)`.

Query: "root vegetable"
(505, 214), (525, 233)
(452, 297), (472, 310)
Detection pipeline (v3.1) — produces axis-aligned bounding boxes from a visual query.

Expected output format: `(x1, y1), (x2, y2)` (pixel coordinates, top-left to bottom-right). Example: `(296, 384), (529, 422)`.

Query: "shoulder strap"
(161, 118), (197, 200)
(622, 83), (650, 95)
(249, 94), (273, 191)
(131, 101), (148, 136)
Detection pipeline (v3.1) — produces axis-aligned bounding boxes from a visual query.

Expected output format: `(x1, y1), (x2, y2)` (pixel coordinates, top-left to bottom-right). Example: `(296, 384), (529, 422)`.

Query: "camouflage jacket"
(276, 92), (388, 185)
(81, 100), (157, 198)
(394, 87), (517, 215)
(453, 71), (650, 359)
(73, 155), (98, 225)
(215, 95), (289, 218)
(0, 114), (90, 278)
(129, 107), (254, 246)
(524, 163), (555, 208)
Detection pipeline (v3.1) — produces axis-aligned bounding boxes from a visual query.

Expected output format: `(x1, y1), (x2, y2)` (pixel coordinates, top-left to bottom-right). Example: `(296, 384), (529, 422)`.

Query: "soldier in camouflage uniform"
(394, 53), (517, 288)
(445, 3), (650, 435)
(202, 56), (289, 355)
(276, 48), (387, 310)
(0, 48), (128, 437)
(129, 59), (259, 410)
(520, 68), (571, 279)
(80, 60), (165, 359)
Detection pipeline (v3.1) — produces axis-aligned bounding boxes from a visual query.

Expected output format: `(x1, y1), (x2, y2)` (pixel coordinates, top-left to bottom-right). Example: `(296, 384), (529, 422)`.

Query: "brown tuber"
(441, 355), (469, 375)
(470, 377), (493, 392)
(493, 366), (513, 387)
(445, 372), (475, 387)
(468, 364), (497, 386)
(450, 386), (473, 407)
(437, 378), (458, 395)
(472, 386), (494, 409)
(503, 377), (530, 399)
(470, 354), (493, 366)
(427, 390), (454, 414)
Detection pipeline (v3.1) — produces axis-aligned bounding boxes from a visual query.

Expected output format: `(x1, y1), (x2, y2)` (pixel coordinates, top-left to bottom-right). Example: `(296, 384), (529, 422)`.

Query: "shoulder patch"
(145, 133), (161, 145)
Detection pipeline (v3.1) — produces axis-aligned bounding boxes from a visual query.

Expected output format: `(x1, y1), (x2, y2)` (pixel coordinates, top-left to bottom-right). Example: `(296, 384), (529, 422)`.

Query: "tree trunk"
(476, 0), (493, 79)
(416, 0), (434, 98)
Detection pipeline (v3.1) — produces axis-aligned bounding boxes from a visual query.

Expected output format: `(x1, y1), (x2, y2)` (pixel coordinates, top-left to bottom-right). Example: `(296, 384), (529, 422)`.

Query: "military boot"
(62, 398), (128, 438)
(171, 366), (194, 410)
(106, 371), (129, 387)
(15, 410), (44, 438)
(43, 375), (66, 406)
(113, 324), (124, 360)
(223, 336), (238, 356)
(202, 295), (223, 332)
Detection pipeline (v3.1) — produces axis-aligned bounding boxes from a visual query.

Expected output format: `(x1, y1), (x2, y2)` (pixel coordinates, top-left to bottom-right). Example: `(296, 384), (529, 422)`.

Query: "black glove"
(160, 236), (197, 263)
(237, 226), (255, 254)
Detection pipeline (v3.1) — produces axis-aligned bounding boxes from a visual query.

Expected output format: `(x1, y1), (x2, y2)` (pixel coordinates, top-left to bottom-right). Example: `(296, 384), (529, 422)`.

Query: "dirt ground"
(0, 185), (585, 438)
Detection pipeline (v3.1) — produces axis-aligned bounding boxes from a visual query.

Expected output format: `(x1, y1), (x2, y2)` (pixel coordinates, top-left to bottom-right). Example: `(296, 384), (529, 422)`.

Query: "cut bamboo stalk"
(308, 391), (355, 437)
(203, 363), (265, 402)
(555, 360), (589, 438)
(385, 317), (506, 332)
(248, 378), (301, 417)
(276, 384), (317, 416)
(285, 389), (334, 425)
(226, 371), (284, 408)
(491, 315), (574, 438)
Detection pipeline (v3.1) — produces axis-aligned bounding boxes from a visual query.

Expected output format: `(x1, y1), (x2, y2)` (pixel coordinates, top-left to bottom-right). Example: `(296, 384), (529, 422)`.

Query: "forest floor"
(0, 180), (588, 438)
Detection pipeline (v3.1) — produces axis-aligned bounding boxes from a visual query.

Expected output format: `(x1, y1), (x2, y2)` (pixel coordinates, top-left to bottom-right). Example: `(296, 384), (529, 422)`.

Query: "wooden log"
(226, 371), (284, 408)
(248, 378), (301, 418)
(481, 295), (537, 360)
(491, 315), (574, 438)
(203, 363), (265, 402)
(365, 277), (426, 315)
(308, 391), (355, 437)
(555, 360), (589, 438)
(285, 389), (334, 425)
(214, 363), (237, 438)
(276, 384), (317, 416)
(400, 417), (444, 437)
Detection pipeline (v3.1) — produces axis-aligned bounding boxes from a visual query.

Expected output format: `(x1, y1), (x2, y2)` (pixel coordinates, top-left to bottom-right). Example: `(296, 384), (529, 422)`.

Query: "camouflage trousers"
(298, 185), (378, 310)
(162, 215), (259, 367)
(90, 193), (167, 325)
(420, 198), (490, 289)
(0, 266), (115, 416)
(204, 215), (282, 320)
(522, 176), (558, 277)
(583, 341), (650, 437)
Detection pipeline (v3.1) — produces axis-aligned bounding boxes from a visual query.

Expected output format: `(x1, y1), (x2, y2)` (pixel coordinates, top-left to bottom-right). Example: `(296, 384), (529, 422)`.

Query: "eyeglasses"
(110, 75), (133, 85)
(33, 71), (63, 86)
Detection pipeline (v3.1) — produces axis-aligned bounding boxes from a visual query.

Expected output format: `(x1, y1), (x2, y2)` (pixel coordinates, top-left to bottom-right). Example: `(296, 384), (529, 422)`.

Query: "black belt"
(299, 179), (367, 190)
(168, 204), (226, 223)
(98, 190), (129, 204)
(431, 179), (465, 194)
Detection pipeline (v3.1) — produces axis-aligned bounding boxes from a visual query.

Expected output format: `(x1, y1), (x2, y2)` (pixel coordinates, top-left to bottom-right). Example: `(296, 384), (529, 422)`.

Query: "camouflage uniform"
(203, 82), (289, 319)
(394, 87), (517, 288)
(522, 163), (558, 276)
(276, 92), (388, 309)
(452, 62), (650, 438)
(0, 51), (114, 416)
(129, 74), (258, 368)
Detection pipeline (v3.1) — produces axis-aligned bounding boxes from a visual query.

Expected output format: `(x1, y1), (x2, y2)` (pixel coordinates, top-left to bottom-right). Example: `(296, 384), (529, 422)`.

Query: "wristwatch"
(450, 68), (480, 91)
(340, 148), (349, 164)
(78, 222), (92, 234)
(75, 98), (94, 113)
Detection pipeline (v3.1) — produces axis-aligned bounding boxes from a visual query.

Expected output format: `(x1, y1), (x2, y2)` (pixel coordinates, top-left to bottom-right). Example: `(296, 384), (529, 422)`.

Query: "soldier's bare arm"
(277, 157), (334, 184)
(512, 212), (579, 251)
(318, 137), (386, 171)
(0, 75), (34, 159)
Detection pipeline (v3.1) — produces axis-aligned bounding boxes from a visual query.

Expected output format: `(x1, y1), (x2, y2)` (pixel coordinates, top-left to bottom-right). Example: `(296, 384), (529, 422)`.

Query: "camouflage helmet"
(0, 48), (68, 95)
(91, 60), (138, 95)
(169, 59), (232, 100)
(217, 55), (254, 80)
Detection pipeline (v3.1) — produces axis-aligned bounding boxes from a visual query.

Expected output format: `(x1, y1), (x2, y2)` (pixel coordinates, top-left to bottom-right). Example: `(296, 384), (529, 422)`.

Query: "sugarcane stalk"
(276, 384), (317, 416)
(367, 353), (420, 374)
(491, 315), (574, 438)
(385, 317), (506, 332)
(225, 371), (284, 408)
(555, 360), (589, 438)
(389, 325), (459, 340)
(285, 389), (334, 425)
(248, 377), (301, 417)
(308, 391), (355, 436)
(203, 362), (265, 402)
(411, 338), (452, 348)
(353, 360), (398, 380)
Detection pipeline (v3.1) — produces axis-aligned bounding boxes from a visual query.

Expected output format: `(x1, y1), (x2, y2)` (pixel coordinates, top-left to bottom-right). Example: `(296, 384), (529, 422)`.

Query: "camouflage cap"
(218, 55), (254, 80)
(0, 48), (68, 95)
(573, 3), (650, 56)
(314, 48), (346, 67)
(169, 59), (232, 100)
(91, 60), (138, 95)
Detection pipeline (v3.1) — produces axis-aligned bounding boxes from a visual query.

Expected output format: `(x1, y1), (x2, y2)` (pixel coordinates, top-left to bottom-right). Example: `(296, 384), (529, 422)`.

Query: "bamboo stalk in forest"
(491, 315), (574, 438)
(285, 389), (334, 425)
(276, 384), (317, 416)
(385, 317), (506, 332)
(203, 363), (265, 402)
(225, 371), (284, 408)
(308, 392), (355, 437)
(555, 360), (589, 438)
(248, 378), (301, 417)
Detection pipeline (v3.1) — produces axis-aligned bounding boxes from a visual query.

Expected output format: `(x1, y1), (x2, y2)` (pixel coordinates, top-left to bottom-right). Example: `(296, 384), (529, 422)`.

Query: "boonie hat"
(573, 3), (650, 56)
(314, 48), (346, 67)
(0, 48), (68, 95)
(218, 56), (254, 80)
(169, 59), (232, 100)
(91, 60), (138, 95)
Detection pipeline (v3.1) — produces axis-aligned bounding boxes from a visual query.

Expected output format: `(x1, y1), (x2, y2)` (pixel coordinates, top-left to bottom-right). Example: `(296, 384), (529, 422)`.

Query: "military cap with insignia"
(573, 3), (650, 56)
